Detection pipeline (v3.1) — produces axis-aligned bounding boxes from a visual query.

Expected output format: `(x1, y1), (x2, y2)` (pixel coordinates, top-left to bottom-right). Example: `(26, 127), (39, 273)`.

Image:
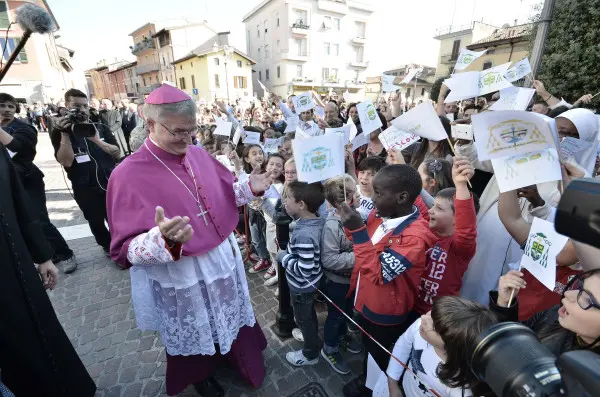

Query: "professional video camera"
(469, 178), (600, 397)
(65, 107), (97, 138)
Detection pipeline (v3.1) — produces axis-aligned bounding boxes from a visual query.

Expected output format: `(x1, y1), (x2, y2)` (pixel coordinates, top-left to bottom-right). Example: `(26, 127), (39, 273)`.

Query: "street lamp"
(411, 67), (424, 104)
(213, 42), (234, 102)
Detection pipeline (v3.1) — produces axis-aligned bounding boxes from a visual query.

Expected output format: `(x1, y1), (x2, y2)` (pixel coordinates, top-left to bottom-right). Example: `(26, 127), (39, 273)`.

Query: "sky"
(46, 0), (540, 74)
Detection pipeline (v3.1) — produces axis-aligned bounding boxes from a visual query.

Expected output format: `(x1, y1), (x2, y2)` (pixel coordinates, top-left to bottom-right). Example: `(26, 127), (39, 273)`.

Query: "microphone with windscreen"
(0, 3), (54, 82)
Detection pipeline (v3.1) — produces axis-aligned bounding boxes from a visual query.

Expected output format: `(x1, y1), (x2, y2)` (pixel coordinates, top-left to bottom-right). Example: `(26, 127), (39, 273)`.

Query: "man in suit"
(121, 102), (137, 154)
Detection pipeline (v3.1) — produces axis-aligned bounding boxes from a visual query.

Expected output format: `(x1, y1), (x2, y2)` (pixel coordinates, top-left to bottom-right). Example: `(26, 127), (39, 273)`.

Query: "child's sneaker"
(264, 274), (278, 287)
(285, 350), (318, 367)
(340, 335), (362, 354)
(274, 287), (279, 297)
(248, 259), (270, 274)
(292, 327), (304, 342)
(321, 348), (350, 375)
(263, 263), (276, 279)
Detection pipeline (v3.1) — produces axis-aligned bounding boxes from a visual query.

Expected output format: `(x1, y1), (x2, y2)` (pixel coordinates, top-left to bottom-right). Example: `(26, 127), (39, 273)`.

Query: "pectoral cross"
(196, 203), (209, 225)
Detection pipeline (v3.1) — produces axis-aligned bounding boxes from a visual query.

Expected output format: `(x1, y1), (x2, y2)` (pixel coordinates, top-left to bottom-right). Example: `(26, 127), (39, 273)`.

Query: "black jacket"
(489, 291), (582, 357)
(3, 118), (44, 188)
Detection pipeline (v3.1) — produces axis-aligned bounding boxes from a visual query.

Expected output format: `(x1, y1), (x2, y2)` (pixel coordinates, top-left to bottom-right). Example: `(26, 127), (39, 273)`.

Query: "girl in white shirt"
(387, 296), (498, 397)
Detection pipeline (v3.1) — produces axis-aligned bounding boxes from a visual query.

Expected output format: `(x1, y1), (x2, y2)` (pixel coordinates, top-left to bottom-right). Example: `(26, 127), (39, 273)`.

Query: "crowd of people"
(1, 72), (599, 397)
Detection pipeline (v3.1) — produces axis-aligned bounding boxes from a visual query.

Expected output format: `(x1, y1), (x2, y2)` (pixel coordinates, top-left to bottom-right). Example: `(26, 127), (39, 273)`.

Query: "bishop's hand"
(248, 166), (272, 195)
(155, 206), (194, 245)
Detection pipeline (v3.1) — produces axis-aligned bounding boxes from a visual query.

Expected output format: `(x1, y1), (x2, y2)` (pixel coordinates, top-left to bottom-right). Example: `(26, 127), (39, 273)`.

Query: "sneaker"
(316, 293), (326, 303)
(248, 252), (259, 262)
(292, 327), (304, 342)
(274, 287), (279, 297)
(263, 264), (276, 279)
(340, 335), (362, 354)
(264, 274), (278, 287)
(57, 255), (78, 274)
(321, 348), (350, 375)
(285, 349), (318, 367)
(343, 376), (370, 397)
(248, 259), (270, 274)
(347, 322), (359, 333)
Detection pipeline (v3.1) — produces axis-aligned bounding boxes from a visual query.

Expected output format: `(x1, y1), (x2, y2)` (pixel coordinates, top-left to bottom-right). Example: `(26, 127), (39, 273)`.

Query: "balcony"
(291, 21), (310, 36)
(140, 84), (161, 95)
(345, 79), (365, 87)
(136, 63), (160, 74)
(322, 77), (340, 85)
(352, 36), (367, 44)
(281, 49), (309, 62)
(348, 0), (375, 13)
(350, 60), (368, 68)
(318, 0), (349, 14)
(440, 54), (458, 65)
(131, 38), (156, 55)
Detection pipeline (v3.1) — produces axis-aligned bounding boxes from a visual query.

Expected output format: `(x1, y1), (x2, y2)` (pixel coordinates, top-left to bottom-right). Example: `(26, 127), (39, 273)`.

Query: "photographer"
(489, 268), (600, 356)
(50, 89), (119, 256)
(0, 93), (77, 273)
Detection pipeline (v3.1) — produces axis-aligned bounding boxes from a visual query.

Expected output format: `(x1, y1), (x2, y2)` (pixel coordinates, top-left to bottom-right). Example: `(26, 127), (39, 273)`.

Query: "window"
(296, 65), (303, 78)
(276, 13), (280, 27)
(331, 68), (338, 79)
(277, 66), (280, 78)
(355, 21), (366, 38)
(353, 70), (360, 82)
(214, 74), (220, 88)
(236, 60), (242, 67)
(258, 48), (261, 58)
(179, 77), (186, 89)
(1, 38), (28, 63)
(266, 69), (270, 80)
(324, 42), (330, 55)
(333, 44), (339, 56)
(191, 62), (193, 67)
(421, 87), (426, 96)
(265, 45), (269, 59)
(294, 9), (307, 24)
(257, 25), (260, 37)
(322, 68), (329, 80)
(353, 45), (364, 62)
(277, 40), (280, 51)
(450, 40), (461, 60)
(234, 76), (248, 88)
(323, 16), (331, 29)
(0, 2), (9, 29)
(191, 75), (196, 89)
(406, 87), (411, 98)
(482, 60), (493, 70)
(264, 20), (268, 34)
(143, 77), (146, 86)
(333, 17), (341, 31)
(294, 38), (307, 56)
(180, 65), (182, 70)
(214, 57), (220, 66)
(259, 70), (262, 81)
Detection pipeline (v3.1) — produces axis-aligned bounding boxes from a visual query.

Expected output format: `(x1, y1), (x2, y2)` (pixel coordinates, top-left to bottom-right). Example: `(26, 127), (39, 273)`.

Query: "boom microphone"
(0, 3), (54, 82)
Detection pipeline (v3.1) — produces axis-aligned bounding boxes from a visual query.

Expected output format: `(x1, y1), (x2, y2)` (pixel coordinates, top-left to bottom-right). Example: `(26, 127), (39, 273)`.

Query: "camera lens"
(472, 322), (565, 397)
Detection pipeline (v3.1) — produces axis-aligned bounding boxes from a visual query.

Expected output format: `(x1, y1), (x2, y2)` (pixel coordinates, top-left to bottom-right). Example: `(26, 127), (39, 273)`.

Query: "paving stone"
(80, 331), (98, 345)
(111, 331), (127, 345)
(97, 372), (119, 389)
(127, 328), (142, 341)
(96, 346), (118, 363)
(103, 357), (122, 374)
(93, 335), (112, 352)
(119, 366), (139, 383)
(96, 316), (111, 329)
(98, 325), (115, 338)
(142, 378), (163, 396)
(138, 363), (157, 379)
(83, 302), (102, 314)
(141, 349), (159, 363)
(137, 335), (156, 351)
(121, 352), (141, 368)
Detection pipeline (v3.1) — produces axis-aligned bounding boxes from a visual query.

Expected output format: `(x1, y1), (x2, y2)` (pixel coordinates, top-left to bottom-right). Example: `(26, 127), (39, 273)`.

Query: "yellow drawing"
(487, 119), (547, 155)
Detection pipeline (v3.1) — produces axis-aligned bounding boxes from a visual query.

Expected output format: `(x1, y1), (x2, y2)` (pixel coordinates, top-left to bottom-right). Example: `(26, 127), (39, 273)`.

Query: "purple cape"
(106, 138), (238, 268)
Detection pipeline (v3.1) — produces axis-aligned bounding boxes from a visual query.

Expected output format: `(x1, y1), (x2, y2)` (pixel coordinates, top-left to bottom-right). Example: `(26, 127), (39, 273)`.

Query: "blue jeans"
(291, 291), (320, 359)
(249, 218), (269, 260)
(323, 279), (353, 350)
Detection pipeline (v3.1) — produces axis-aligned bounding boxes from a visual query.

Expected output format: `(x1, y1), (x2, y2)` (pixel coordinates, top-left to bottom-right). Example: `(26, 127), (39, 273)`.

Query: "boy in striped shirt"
(279, 181), (326, 367)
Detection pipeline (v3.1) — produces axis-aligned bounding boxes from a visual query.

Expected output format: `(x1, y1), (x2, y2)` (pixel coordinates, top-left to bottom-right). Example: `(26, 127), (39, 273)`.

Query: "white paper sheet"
(491, 148), (562, 193)
(285, 115), (300, 133)
(295, 91), (316, 113)
(391, 102), (448, 142)
(292, 133), (345, 183)
(451, 124), (474, 140)
(325, 125), (351, 143)
(378, 125), (419, 151)
(490, 87), (536, 111)
(351, 132), (370, 152)
(357, 100), (383, 135)
(242, 131), (261, 145)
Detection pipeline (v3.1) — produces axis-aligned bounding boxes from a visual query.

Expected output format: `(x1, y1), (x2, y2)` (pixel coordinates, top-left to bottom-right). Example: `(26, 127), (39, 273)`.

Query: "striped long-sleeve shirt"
(278, 217), (326, 293)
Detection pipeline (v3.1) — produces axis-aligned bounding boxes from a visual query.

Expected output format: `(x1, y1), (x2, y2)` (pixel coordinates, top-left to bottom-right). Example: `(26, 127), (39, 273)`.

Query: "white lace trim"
(234, 179), (258, 207)
(127, 232), (256, 356)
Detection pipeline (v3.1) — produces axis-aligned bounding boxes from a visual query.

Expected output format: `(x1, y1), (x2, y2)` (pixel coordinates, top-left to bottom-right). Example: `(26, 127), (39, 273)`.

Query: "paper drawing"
(293, 134), (344, 183)
(491, 148), (561, 193)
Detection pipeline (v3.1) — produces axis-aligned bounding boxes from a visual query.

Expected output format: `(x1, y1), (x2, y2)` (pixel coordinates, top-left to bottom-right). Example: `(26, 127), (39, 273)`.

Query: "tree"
(537, 0), (600, 101)
(430, 76), (449, 103)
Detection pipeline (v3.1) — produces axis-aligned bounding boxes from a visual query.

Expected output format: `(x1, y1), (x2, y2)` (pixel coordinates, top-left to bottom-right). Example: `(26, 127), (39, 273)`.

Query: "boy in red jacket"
(413, 156), (478, 317)
(337, 164), (438, 397)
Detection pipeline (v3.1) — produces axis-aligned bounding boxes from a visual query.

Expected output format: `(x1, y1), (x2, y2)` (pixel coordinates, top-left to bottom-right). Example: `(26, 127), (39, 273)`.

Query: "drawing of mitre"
(486, 119), (547, 154)
(303, 147), (333, 172)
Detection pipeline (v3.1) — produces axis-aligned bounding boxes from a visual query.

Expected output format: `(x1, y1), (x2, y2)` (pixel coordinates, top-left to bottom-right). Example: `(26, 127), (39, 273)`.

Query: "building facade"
(0, 0), (87, 103)
(465, 24), (532, 73)
(173, 32), (255, 101)
(242, 0), (374, 100)
(129, 20), (217, 95)
(106, 61), (139, 102)
(365, 64), (436, 104)
(432, 21), (498, 78)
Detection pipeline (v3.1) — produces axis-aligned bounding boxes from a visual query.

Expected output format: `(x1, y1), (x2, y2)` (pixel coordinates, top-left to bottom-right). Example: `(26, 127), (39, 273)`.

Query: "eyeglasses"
(565, 273), (600, 311)
(284, 170), (297, 176)
(155, 120), (198, 138)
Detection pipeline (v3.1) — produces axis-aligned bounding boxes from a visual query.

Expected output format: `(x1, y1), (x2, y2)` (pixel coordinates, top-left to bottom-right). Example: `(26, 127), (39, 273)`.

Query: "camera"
(470, 178), (600, 396)
(66, 108), (96, 138)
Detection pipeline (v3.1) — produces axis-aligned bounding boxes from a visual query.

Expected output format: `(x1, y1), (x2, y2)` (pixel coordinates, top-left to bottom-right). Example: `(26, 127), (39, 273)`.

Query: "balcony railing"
(136, 63), (160, 74)
(318, 0), (349, 14)
(131, 38), (156, 55)
(350, 60), (368, 68)
(140, 84), (161, 95)
(352, 36), (367, 44)
(292, 21), (310, 30)
(440, 54), (457, 64)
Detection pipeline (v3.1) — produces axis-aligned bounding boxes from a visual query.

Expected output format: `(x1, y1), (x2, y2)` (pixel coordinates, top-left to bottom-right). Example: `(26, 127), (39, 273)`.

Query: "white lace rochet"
(127, 227), (256, 356)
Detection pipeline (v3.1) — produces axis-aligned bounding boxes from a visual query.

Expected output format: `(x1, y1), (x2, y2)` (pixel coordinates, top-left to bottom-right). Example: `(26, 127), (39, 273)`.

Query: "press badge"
(75, 153), (91, 163)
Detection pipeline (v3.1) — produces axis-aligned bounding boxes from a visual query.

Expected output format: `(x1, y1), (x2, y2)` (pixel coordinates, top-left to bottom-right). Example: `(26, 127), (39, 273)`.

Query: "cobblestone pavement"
(36, 134), (361, 397)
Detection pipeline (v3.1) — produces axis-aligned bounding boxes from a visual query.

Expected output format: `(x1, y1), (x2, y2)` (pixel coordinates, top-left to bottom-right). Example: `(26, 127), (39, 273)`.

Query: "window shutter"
(0, 2), (9, 30)
(243, 77), (247, 88)
(234, 77), (238, 89)
(15, 38), (27, 63)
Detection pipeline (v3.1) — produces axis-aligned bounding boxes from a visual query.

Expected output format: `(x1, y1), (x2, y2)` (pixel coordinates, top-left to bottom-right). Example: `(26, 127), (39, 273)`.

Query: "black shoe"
(343, 375), (372, 397)
(193, 377), (224, 397)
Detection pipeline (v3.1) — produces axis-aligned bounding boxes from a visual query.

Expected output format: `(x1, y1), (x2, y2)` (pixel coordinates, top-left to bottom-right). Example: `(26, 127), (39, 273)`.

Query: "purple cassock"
(106, 131), (267, 395)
